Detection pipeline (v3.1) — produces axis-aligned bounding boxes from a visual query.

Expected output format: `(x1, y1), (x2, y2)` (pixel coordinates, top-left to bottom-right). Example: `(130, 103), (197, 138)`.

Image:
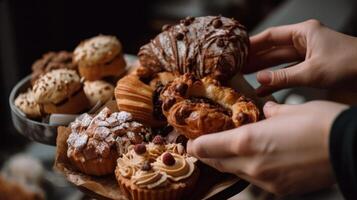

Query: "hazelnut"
(213, 19), (223, 28)
(175, 32), (184, 40)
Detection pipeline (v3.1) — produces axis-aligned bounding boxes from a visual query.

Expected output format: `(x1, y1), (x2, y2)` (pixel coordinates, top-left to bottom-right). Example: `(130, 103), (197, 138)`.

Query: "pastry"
(73, 35), (126, 81)
(32, 69), (90, 114)
(31, 51), (77, 85)
(138, 16), (249, 81)
(14, 89), (42, 119)
(115, 141), (199, 200)
(115, 73), (176, 128)
(83, 80), (114, 106)
(67, 107), (151, 176)
(160, 73), (260, 139)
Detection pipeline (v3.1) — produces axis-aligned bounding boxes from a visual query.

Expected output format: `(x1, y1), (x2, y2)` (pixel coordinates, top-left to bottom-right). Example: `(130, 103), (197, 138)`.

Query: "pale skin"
(187, 19), (357, 195)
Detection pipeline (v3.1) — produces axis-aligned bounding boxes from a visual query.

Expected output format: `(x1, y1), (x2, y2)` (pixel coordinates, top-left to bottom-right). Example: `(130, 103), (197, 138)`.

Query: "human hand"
(187, 101), (348, 195)
(245, 19), (357, 96)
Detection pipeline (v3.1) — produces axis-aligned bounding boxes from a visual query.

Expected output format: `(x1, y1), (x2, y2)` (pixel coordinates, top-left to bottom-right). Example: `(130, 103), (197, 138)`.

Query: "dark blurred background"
(0, 0), (284, 156)
(1, 0), (357, 199)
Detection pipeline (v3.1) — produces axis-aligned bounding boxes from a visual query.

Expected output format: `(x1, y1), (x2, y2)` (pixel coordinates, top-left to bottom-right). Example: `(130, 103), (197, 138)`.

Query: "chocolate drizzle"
(138, 16), (249, 81)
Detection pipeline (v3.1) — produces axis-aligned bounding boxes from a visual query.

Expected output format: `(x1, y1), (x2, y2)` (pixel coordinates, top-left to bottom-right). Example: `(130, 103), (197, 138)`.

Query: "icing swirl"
(153, 153), (196, 181)
(131, 170), (167, 189)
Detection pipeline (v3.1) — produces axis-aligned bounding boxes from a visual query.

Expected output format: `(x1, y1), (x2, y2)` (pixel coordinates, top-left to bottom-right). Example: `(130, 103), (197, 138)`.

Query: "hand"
(245, 19), (357, 96)
(187, 101), (348, 195)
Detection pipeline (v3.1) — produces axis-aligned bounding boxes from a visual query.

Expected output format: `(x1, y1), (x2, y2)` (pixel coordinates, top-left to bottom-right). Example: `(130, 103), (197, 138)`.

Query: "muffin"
(67, 107), (151, 176)
(14, 89), (42, 119)
(83, 80), (114, 106)
(73, 35), (126, 81)
(115, 139), (199, 200)
(32, 69), (90, 114)
(31, 51), (77, 85)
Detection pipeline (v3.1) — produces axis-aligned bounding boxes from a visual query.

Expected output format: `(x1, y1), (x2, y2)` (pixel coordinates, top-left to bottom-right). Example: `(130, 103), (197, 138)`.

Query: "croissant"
(138, 16), (249, 81)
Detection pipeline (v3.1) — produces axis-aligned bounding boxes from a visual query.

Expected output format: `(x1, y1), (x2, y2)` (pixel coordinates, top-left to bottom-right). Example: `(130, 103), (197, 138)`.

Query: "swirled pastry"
(160, 74), (259, 139)
(138, 16), (249, 81)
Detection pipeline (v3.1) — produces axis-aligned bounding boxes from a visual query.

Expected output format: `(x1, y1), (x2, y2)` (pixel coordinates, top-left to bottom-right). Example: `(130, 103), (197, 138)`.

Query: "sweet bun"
(73, 35), (126, 81)
(14, 89), (42, 119)
(32, 69), (90, 114)
(138, 16), (249, 81)
(83, 80), (114, 106)
(160, 73), (259, 139)
(31, 51), (77, 85)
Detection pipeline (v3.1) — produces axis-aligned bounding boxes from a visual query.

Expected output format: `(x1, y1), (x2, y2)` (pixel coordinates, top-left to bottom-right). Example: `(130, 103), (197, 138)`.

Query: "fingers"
(263, 101), (293, 118)
(250, 24), (298, 54)
(187, 126), (256, 158)
(244, 46), (302, 74)
(256, 61), (307, 96)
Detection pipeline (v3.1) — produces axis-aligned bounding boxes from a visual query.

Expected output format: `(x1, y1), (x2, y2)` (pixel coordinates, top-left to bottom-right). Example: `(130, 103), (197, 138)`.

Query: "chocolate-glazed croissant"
(138, 16), (249, 81)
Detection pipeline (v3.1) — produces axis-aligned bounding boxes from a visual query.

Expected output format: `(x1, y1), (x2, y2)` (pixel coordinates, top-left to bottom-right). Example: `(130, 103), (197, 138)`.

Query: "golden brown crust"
(115, 75), (163, 127)
(160, 73), (260, 139)
(42, 89), (90, 114)
(78, 55), (126, 81)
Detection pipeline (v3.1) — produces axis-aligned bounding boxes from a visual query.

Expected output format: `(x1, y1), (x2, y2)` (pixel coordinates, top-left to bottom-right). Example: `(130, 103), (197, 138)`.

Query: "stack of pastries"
(57, 16), (260, 200)
(14, 35), (125, 119)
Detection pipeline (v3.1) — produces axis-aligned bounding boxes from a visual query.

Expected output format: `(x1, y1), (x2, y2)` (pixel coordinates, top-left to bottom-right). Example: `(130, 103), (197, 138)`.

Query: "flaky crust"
(160, 74), (259, 138)
(115, 75), (164, 127)
(138, 16), (249, 81)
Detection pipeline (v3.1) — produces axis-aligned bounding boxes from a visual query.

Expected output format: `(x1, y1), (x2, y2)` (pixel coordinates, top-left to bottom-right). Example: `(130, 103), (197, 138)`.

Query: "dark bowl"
(9, 54), (138, 146)
(9, 75), (58, 145)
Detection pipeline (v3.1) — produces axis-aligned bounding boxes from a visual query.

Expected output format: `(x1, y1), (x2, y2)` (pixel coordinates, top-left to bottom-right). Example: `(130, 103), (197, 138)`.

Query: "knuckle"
(235, 128), (255, 155)
(273, 69), (289, 85)
(189, 140), (207, 158)
(306, 19), (322, 29)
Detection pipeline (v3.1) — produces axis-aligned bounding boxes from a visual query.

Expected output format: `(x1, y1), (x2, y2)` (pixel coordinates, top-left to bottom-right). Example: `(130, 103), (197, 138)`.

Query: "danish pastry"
(160, 74), (259, 138)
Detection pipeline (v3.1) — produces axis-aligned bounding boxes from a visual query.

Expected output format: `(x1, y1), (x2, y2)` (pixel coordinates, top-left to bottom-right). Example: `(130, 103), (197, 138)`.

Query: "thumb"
(263, 101), (293, 118)
(256, 62), (306, 96)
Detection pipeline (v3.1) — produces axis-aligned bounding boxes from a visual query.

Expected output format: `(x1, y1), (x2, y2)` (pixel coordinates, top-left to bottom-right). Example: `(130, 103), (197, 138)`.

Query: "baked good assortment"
(14, 34), (126, 120)
(50, 16), (260, 200)
(138, 16), (249, 81)
(73, 35), (126, 81)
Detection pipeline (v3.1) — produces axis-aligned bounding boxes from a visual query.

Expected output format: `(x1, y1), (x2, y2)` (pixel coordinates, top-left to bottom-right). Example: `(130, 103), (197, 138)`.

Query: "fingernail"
(257, 71), (272, 85)
(264, 101), (276, 108)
